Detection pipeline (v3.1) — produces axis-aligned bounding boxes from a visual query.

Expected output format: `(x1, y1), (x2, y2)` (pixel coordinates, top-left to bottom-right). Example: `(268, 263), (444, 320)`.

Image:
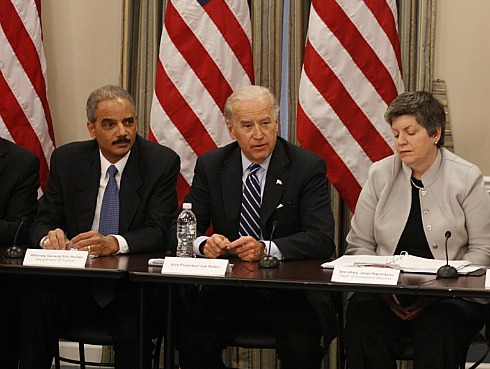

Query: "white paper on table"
(321, 254), (481, 275)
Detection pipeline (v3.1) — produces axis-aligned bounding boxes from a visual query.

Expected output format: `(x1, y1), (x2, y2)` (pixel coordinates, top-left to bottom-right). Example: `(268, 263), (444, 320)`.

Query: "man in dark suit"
(180, 85), (337, 369)
(0, 137), (39, 246)
(20, 85), (179, 369)
(0, 137), (39, 369)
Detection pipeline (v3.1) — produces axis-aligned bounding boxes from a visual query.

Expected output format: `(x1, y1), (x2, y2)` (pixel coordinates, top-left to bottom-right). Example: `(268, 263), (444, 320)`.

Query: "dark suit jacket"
(32, 135), (179, 253)
(185, 136), (336, 259)
(0, 138), (39, 246)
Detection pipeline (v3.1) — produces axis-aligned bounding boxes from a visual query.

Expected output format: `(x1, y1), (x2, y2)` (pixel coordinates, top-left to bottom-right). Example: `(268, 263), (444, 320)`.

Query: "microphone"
(436, 231), (458, 278)
(259, 220), (280, 268)
(4, 216), (28, 258)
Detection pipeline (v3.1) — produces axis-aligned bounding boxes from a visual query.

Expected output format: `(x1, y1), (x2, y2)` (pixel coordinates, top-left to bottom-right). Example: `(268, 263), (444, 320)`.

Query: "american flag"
(0, 0), (55, 189)
(150, 0), (254, 203)
(297, 0), (404, 212)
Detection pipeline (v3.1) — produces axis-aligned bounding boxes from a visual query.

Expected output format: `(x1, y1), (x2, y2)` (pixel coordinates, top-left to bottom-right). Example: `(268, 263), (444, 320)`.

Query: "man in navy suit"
(180, 85), (337, 369)
(0, 137), (39, 369)
(20, 85), (180, 369)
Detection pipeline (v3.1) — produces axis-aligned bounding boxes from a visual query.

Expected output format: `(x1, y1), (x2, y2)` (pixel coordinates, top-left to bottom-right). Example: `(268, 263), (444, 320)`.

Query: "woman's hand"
(381, 294), (437, 321)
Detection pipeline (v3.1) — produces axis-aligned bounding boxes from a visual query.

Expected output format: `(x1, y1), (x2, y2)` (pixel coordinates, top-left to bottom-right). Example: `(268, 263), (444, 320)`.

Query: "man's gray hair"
(86, 85), (135, 123)
(224, 85), (279, 124)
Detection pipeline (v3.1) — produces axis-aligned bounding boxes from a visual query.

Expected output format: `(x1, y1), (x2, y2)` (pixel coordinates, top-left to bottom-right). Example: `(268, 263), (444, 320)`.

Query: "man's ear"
(226, 122), (236, 140)
(87, 122), (96, 138)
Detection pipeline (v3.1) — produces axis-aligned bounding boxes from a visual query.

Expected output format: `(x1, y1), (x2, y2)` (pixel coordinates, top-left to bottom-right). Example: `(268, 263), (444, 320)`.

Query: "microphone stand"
(436, 231), (458, 278)
(259, 220), (280, 268)
(4, 216), (27, 258)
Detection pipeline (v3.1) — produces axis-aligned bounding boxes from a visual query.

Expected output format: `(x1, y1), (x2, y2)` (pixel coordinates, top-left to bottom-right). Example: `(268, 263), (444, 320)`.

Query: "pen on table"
(353, 263), (398, 269)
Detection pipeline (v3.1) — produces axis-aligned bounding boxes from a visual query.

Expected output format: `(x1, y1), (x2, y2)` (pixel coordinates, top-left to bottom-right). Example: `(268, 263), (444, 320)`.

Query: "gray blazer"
(346, 148), (490, 266)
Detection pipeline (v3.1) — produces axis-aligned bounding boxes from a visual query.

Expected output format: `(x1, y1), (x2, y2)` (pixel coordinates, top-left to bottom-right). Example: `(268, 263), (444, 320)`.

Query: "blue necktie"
(239, 164), (262, 239)
(94, 165), (119, 307)
(99, 165), (119, 236)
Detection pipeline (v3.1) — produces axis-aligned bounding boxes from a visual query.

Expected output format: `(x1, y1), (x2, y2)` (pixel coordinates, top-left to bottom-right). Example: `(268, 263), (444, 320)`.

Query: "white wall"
(435, 0), (490, 174)
(42, 0), (123, 146)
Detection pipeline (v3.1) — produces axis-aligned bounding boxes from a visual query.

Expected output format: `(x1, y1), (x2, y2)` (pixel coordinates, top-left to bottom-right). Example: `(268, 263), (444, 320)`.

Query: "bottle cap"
(183, 203), (192, 210)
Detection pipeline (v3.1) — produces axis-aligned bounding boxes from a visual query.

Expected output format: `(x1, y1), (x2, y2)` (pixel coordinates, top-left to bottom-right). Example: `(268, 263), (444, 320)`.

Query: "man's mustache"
(112, 137), (131, 145)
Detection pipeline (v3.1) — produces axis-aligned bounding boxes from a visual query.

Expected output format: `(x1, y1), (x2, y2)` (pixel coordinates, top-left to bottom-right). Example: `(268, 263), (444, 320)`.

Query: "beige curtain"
(398, 0), (437, 92)
(250, 1), (283, 100)
(121, 0), (165, 138)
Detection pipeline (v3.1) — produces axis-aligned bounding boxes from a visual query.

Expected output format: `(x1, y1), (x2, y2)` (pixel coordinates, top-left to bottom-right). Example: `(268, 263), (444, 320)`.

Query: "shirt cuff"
(194, 235), (209, 256)
(262, 240), (283, 260)
(112, 235), (128, 254)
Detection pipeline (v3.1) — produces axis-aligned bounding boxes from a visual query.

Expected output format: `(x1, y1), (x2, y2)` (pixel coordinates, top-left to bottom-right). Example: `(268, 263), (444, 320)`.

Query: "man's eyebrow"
(100, 117), (134, 124)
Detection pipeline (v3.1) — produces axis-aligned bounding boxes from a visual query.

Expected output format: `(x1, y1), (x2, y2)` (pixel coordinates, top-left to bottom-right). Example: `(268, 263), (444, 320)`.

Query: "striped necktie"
(239, 164), (262, 239)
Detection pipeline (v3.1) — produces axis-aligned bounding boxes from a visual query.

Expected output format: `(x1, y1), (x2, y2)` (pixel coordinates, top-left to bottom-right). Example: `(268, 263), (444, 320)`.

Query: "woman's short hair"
(384, 91), (446, 147)
(223, 85), (279, 124)
(86, 85), (135, 123)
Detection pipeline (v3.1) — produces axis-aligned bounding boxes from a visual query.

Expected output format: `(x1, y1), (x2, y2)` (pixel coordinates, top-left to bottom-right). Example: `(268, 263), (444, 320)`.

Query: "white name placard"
(161, 256), (229, 276)
(23, 249), (89, 268)
(485, 270), (490, 289)
(332, 266), (400, 285)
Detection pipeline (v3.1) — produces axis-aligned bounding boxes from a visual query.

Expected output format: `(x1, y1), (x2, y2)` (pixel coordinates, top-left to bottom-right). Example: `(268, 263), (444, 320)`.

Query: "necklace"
(410, 177), (424, 190)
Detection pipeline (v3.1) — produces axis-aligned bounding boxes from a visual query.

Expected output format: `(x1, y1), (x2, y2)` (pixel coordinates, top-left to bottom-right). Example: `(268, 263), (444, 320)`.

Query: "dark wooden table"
(128, 256), (489, 297)
(128, 255), (490, 368)
(0, 248), (128, 278)
(2, 248), (488, 369)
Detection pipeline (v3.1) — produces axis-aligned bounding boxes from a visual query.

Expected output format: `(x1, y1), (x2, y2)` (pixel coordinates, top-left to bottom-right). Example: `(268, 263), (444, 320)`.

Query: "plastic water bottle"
(176, 203), (196, 258)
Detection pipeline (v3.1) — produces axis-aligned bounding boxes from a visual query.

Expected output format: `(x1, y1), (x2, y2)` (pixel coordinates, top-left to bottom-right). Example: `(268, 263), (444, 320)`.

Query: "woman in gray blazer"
(344, 91), (490, 369)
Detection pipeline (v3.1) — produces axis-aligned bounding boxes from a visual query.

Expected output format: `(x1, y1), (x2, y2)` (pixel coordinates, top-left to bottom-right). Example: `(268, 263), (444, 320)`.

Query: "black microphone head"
(272, 220), (279, 228)
(445, 231), (452, 239)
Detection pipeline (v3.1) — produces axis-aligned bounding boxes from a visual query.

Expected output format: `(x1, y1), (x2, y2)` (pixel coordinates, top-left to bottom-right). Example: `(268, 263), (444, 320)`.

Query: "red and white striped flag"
(150, 0), (254, 203)
(0, 0), (55, 189)
(297, 0), (404, 213)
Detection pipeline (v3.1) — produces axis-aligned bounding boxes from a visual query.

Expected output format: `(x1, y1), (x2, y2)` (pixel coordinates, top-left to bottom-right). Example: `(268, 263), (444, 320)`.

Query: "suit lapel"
(74, 147), (100, 231)
(261, 140), (289, 229)
(0, 139), (8, 178)
(221, 145), (242, 232)
(119, 139), (142, 233)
